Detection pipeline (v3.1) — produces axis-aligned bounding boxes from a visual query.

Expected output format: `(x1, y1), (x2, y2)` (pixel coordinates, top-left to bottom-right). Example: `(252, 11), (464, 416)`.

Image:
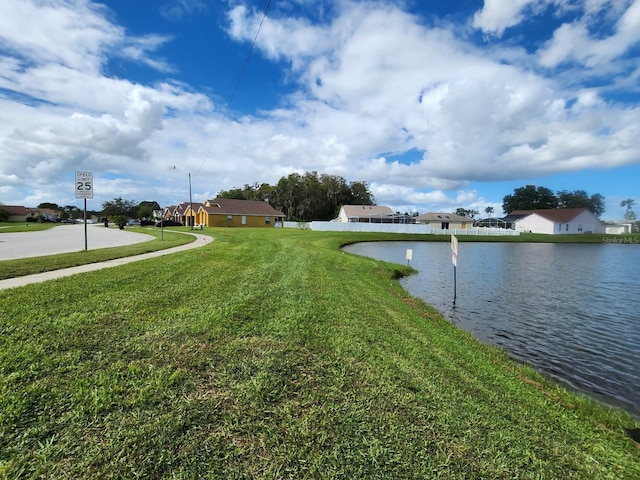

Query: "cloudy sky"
(1, 0), (639, 219)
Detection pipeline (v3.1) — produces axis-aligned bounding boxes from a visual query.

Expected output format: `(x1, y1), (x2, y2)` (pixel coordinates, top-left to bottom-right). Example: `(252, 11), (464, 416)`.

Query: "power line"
(195, 0), (273, 176)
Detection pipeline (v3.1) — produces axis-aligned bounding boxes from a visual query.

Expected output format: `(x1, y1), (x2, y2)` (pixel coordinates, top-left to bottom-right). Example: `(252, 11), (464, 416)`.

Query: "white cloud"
(472, 0), (540, 36)
(0, 0), (120, 72)
(160, 0), (207, 21)
(538, 0), (640, 67)
(216, 0), (640, 212)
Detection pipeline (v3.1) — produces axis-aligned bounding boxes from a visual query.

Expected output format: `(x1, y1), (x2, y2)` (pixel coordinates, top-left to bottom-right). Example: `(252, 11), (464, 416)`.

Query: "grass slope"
(0, 228), (638, 479)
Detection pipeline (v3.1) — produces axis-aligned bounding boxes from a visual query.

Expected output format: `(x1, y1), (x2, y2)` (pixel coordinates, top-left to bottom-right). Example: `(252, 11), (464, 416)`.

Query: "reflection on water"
(343, 241), (640, 417)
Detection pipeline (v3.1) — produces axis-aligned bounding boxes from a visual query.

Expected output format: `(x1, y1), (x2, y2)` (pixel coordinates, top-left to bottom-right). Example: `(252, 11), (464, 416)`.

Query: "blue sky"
(1, 0), (639, 219)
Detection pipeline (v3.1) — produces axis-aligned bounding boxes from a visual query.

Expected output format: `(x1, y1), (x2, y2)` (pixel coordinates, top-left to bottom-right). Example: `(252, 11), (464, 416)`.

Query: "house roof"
(201, 198), (285, 216)
(1, 205), (34, 216)
(341, 205), (394, 218)
(416, 212), (470, 222)
(172, 203), (189, 213)
(183, 202), (204, 213)
(509, 208), (595, 223)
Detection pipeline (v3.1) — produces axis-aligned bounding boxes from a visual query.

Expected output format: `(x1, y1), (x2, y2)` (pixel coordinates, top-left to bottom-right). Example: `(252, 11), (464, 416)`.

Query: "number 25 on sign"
(75, 172), (93, 199)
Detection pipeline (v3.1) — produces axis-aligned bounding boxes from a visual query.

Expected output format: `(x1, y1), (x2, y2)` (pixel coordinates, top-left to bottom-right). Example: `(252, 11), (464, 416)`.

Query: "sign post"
(451, 234), (458, 304)
(405, 248), (413, 267)
(75, 172), (93, 251)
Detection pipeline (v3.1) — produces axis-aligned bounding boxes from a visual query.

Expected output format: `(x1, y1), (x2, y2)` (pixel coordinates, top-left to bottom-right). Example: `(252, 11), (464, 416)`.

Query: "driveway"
(0, 224), (155, 261)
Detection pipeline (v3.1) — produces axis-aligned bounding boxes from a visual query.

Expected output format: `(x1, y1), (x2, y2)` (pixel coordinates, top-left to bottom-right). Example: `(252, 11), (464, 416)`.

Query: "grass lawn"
(0, 228), (638, 479)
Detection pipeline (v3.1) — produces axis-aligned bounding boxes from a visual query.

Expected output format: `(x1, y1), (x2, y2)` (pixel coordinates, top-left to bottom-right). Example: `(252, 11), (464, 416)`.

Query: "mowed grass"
(0, 226), (195, 280)
(0, 228), (638, 479)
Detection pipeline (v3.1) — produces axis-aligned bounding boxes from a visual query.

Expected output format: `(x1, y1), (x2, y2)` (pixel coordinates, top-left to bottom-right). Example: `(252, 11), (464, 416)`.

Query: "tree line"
(217, 171), (374, 222)
(502, 185), (606, 217)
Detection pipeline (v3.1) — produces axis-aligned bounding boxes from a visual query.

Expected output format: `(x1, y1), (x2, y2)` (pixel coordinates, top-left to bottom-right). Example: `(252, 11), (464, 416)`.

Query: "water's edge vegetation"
(0, 228), (638, 478)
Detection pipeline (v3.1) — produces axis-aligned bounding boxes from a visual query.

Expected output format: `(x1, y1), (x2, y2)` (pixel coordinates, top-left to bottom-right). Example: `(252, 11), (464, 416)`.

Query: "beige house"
(415, 212), (470, 230)
(337, 205), (395, 222)
(0, 205), (36, 222)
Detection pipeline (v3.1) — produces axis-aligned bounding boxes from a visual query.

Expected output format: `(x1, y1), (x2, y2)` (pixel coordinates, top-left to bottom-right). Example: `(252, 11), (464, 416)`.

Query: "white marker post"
(451, 234), (458, 304)
(405, 248), (413, 267)
(75, 171), (93, 250)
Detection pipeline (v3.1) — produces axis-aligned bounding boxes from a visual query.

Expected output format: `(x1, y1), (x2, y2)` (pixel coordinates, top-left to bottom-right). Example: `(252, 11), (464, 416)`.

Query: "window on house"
(566, 224), (569, 231)
(578, 224), (583, 232)
(441, 222), (449, 229)
(265, 216), (271, 225)
(242, 215), (247, 225)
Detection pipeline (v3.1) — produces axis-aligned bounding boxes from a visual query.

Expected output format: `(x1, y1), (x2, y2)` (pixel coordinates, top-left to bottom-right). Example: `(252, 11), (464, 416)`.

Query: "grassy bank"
(0, 228), (637, 478)
(0, 227), (195, 280)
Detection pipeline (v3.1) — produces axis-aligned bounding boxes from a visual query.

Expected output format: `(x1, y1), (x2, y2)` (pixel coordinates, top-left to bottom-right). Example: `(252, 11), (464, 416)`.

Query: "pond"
(343, 241), (640, 418)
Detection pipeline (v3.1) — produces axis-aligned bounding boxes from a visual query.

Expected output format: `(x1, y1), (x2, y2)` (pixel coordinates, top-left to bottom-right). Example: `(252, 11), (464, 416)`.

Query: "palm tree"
(485, 206), (494, 218)
(621, 199), (636, 220)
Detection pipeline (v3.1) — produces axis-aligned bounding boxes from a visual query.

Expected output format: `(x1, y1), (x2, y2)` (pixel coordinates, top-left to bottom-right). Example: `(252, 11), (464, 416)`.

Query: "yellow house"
(191, 198), (285, 227)
(165, 202), (203, 226)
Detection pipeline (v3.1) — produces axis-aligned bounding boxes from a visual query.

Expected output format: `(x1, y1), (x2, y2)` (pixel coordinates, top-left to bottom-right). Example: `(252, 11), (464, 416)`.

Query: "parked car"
(155, 220), (182, 227)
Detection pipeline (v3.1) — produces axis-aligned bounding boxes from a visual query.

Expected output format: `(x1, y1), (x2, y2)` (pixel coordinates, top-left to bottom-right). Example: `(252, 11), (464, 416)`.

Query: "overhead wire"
(195, 0), (274, 176)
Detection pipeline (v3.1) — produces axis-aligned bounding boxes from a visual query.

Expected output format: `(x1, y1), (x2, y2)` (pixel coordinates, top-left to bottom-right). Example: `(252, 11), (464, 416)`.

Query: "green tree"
(557, 190), (605, 217)
(349, 180), (374, 206)
(137, 205), (153, 220)
(484, 206), (494, 217)
(37, 202), (60, 210)
(218, 188), (246, 200)
(138, 201), (160, 211)
(136, 202), (160, 222)
(0, 207), (9, 222)
(218, 172), (374, 222)
(102, 197), (137, 219)
(621, 199), (636, 220)
(455, 208), (479, 218)
(502, 185), (559, 213)
(62, 205), (82, 220)
(110, 214), (129, 230)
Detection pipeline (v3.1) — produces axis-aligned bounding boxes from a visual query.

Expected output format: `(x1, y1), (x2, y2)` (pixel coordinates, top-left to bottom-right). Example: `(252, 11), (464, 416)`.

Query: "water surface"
(343, 241), (640, 417)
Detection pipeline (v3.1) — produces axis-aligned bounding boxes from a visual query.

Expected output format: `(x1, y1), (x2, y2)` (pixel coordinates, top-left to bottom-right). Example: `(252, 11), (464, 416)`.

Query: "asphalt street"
(0, 225), (213, 290)
(0, 223), (154, 261)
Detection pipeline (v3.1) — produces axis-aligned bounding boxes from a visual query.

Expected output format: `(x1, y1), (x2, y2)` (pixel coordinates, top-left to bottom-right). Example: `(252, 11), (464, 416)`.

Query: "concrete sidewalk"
(0, 231), (213, 291)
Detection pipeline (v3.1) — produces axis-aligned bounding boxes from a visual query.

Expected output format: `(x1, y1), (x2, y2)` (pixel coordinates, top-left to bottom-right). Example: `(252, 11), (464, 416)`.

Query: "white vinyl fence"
(283, 221), (520, 236)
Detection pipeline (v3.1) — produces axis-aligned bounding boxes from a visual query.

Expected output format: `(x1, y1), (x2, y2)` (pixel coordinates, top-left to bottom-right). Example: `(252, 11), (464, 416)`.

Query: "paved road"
(0, 225), (213, 290)
(0, 224), (154, 260)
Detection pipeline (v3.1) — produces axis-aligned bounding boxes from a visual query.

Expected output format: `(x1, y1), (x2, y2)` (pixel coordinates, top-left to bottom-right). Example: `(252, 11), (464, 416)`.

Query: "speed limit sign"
(75, 171), (93, 199)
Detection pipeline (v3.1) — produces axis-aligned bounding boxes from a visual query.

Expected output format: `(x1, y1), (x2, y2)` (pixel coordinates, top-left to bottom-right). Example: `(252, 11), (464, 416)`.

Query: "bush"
(110, 215), (129, 230)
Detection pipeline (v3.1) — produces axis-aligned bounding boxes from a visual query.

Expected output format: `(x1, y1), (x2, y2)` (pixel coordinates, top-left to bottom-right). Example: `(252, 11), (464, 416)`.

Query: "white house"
(605, 222), (633, 234)
(508, 208), (605, 234)
(337, 205), (395, 222)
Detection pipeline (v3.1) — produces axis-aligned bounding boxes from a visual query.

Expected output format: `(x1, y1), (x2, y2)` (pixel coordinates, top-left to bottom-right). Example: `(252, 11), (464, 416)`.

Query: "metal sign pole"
(451, 234), (458, 305)
(84, 198), (88, 251)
